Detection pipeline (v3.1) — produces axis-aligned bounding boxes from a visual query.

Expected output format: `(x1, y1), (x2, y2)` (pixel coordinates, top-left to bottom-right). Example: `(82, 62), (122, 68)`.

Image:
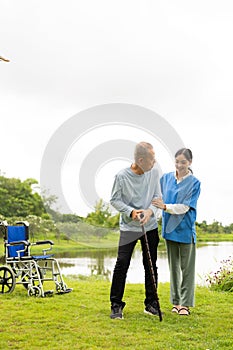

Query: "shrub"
(206, 256), (233, 292)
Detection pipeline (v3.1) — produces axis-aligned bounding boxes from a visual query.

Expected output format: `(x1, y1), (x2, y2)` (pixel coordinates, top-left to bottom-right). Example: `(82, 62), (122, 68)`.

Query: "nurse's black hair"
(175, 148), (193, 173)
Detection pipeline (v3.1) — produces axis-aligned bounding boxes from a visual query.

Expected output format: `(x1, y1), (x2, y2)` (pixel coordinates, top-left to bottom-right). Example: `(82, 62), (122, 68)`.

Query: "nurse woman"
(152, 148), (201, 316)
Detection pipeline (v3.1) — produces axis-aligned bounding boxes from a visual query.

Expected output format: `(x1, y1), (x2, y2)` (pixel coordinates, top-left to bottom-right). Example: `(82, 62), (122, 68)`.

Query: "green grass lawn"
(0, 279), (232, 349)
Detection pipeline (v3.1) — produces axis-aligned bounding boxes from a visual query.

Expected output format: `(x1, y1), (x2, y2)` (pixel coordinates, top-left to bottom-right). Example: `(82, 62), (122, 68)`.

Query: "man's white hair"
(134, 142), (153, 162)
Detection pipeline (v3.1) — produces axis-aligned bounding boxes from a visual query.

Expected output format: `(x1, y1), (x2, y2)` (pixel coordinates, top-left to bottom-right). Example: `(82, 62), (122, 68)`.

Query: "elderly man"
(109, 141), (162, 319)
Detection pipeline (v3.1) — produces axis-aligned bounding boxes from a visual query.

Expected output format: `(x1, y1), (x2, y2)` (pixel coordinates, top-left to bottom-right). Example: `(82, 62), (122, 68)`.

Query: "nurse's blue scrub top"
(161, 172), (201, 244)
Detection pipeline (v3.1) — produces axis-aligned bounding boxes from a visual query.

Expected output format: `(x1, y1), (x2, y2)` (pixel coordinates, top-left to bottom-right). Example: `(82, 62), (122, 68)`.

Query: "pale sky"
(1, 1), (233, 225)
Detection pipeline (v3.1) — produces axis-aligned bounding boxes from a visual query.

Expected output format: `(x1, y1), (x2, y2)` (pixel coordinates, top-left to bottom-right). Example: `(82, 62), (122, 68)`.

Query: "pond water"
(58, 242), (233, 286)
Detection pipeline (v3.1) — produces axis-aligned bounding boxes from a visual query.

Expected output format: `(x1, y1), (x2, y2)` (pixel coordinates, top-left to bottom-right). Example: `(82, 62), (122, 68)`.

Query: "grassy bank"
(0, 279), (232, 349)
(21, 231), (233, 250)
(1, 229), (233, 257)
(30, 231), (233, 255)
(197, 232), (233, 242)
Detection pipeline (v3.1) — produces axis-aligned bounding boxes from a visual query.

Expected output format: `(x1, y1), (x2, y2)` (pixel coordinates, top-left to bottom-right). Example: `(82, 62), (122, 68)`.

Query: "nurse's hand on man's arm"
(152, 197), (166, 210)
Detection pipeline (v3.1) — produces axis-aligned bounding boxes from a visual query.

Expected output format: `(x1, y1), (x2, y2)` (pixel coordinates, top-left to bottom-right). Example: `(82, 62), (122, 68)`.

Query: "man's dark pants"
(110, 228), (159, 307)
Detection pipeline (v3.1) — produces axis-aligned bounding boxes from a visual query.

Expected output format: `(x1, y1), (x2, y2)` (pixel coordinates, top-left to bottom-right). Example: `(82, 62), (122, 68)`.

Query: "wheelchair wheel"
(28, 286), (42, 297)
(56, 282), (72, 294)
(0, 266), (16, 294)
(21, 266), (43, 289)
(56, 282), (67, 293)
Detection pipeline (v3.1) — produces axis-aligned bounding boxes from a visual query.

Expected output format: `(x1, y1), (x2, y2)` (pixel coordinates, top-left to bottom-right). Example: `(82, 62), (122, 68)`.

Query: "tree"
(85, 199), (119, 228)
(0, 175), (46, 217)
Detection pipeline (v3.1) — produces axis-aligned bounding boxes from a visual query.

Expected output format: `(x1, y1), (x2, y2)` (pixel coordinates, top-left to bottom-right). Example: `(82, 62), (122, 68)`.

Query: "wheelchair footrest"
(44, 290), (54, 297)
(57, 288), (73, 294)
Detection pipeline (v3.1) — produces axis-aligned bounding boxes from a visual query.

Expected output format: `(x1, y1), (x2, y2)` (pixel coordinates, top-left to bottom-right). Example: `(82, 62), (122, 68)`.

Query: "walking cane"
(140, 213), (162, 321)
(0, 56), (10, 62)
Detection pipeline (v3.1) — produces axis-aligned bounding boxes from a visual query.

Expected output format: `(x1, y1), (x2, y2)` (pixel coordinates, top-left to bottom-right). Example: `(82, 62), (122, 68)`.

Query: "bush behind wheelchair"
(0, 221), (72, 297)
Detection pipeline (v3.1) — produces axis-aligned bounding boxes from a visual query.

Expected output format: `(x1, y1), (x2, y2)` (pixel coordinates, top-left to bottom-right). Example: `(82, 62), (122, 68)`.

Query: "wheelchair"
(0, 221), (72, 297)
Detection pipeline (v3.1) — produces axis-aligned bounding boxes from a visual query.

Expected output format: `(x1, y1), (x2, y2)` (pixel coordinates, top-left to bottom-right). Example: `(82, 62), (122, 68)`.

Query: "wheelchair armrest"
(32, 240), (54, 246)
(6, 240), (29, 259)
(6, 240), (29, 247)
(31, 240), (54, 255)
